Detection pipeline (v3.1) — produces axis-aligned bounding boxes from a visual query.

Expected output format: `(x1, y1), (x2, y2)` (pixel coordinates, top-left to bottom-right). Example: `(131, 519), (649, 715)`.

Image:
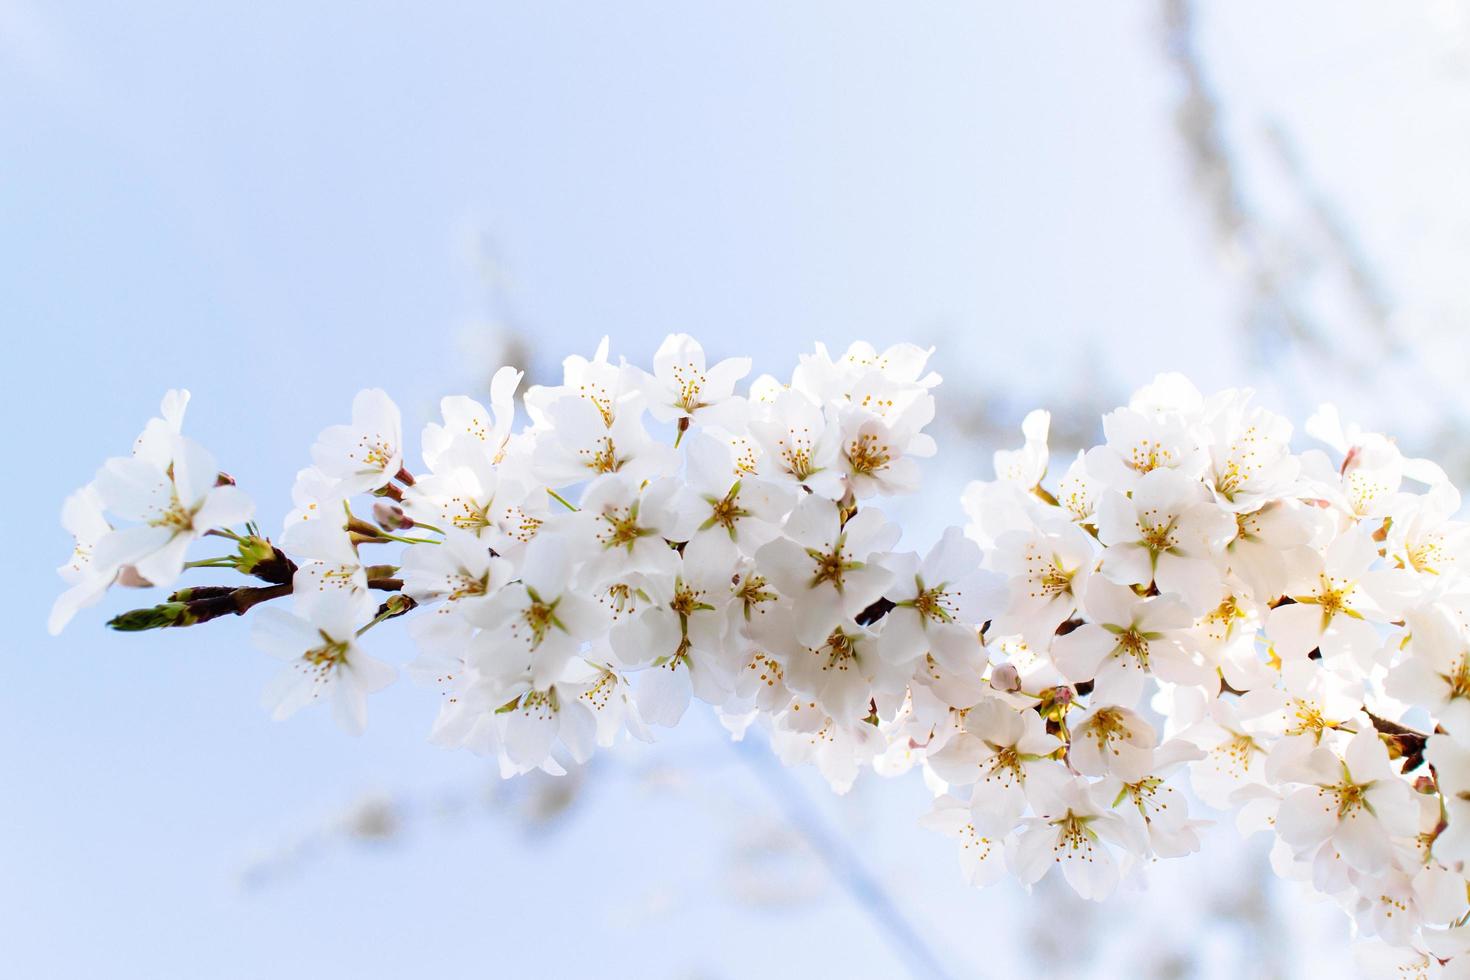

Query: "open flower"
(878, 527), (1002, 667)
(755, 495), (898, 645)
(640, 333), (750, 428)
(926, 698), (1064, 835)
(1050, 576), (1201, 703)
(1266, 526), (1410, 667)
(253, 591), (395, 735)
(401, 531), (513, 655)
(467, 534), (608, 685)
(612, 554), (735, 726)
(988, 520), (1096, 650)
(1275, 730), (1419, 874)
(49, 484), (116, 635)
(568, 473), (696, 583)
(420, 365), (522, 471)
(749, 389), (843, 499)
(310, 388), (403, 496)
(1095, 467), (1234, 612)
(92, 435), (254, 589)
(778, 620), (907, 724)
(1008, 777), (1142, 900)
(1387, 608), (1470, 737)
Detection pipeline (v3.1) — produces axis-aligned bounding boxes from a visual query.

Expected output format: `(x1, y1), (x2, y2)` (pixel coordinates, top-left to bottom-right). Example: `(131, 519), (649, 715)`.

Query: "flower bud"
(116, 565), (153, 588)
(108, 602), (191, 631)
(989, 663), (1021, 693)
(373, 500), (412, 531)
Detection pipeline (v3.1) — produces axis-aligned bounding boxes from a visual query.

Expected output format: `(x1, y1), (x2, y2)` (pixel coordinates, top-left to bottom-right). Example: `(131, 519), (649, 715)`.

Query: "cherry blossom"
(55, 345), (1470, 967)
(252, 591), (395, 735)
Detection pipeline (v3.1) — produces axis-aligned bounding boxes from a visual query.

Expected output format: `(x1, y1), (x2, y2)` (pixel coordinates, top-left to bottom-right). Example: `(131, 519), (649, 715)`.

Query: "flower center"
(1116, 627), (1151, 670)
(845, 432), (892, 476)
(304, 631), (350, 669)
(580, 436), (622, 475)
(597, 506), (647, 550)
(670, 363), (707, 413)
(811, 543), (858, 590)
(776, 431), (820, 481)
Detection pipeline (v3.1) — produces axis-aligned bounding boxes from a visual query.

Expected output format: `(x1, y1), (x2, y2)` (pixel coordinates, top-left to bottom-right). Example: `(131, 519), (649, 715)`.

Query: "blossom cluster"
(52, 337), (1470, 976)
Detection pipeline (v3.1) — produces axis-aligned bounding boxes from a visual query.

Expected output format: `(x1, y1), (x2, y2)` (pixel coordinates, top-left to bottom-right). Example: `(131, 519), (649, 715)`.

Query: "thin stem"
(184, 557), (237, 569)
(374, 532), (439, 546)
(546, 487), (579, 512)
(357, 605), (399, 636)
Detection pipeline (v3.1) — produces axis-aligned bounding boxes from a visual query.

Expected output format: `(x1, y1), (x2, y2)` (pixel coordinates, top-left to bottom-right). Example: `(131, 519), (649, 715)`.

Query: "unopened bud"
(989, 663), (1021, 693)
(215, 471), (236, 487)
(376, 593), (418, 620)
(373, 500), (412, 531)
(108, 602), (191, 631)
(1415, 775), (1438, 795)
(116, 565), (153, 588)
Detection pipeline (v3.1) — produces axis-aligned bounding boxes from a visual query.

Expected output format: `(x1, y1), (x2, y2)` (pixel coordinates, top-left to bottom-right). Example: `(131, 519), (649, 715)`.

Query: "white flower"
(253, 591), (395, 735)
(878, 527), (1001, 667)
(467, 534), (607, 685)
(401, 531), (513, 655)
(531, 390), (675, 487)
(1387, 608), (1470, 736)
(791, 341), (939, 402)
(1008, 777), (1141, 900)
(1050, 576), (1202, 703)
(130, 388), (190, 466)
(1266, 527), (1409, 667)
(919, 795), (1008, 886)
(641, 333), (750, 428)
(749, 389), (844, 499)
(283, 466), (339, 528)
(1055, 450), (1102, 525)
(613, 555), (735, 726)
(993, 409), (1050, 489)
(1095, 467), (1234, 612)
(280, 515), (367, 601)
(403, 437), (534, 551)
(421, 365), (522, 470)
(834, 373), (937, 499)
(1426, 734), (1470, 868)
(1223, 500), (1319, 601)
(568, 473), (696, 583)
(491, 668), (601, 771)
(1084, 397), (1206, 488)
(926, 698), (1064, 835)
(1275, 730), (1419, 874)
(1201, 390), (1299, 512)
(310, 388), (403, 496)
(49, 484), (115, 635)
(1386, 481), (1470, 580)
(1069, 705), (1157, 782)
(755, 495), (899, 645)
(571, 649), (650, 748)
(679, 432), (791, 569)
(988, 520), (1096, 650)
(92, 435), (254, 589)
(1176, 689), (1277, 808)
(1104, 739), (1205, 859)
(779, 620), (907, 724)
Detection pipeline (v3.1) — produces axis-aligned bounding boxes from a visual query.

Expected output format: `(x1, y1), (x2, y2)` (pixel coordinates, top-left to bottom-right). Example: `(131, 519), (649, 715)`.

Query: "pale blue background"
(5, 2), (1431, 977)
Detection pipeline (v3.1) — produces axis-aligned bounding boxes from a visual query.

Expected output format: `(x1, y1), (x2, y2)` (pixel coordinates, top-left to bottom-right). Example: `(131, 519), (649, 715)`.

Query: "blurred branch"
(727, 730), (955, 980)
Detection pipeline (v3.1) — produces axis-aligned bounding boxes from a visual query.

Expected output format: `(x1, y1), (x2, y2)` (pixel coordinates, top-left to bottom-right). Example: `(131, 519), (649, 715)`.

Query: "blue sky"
(1, 3), (1367, 977)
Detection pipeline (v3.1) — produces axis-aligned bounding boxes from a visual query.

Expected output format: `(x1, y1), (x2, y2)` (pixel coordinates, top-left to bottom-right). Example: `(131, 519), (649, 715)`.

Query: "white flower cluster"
(52, 339), (1470, 976)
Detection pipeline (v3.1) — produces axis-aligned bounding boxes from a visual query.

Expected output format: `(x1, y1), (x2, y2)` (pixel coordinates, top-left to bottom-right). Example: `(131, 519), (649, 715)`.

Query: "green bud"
(107, 602), (195, 631)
